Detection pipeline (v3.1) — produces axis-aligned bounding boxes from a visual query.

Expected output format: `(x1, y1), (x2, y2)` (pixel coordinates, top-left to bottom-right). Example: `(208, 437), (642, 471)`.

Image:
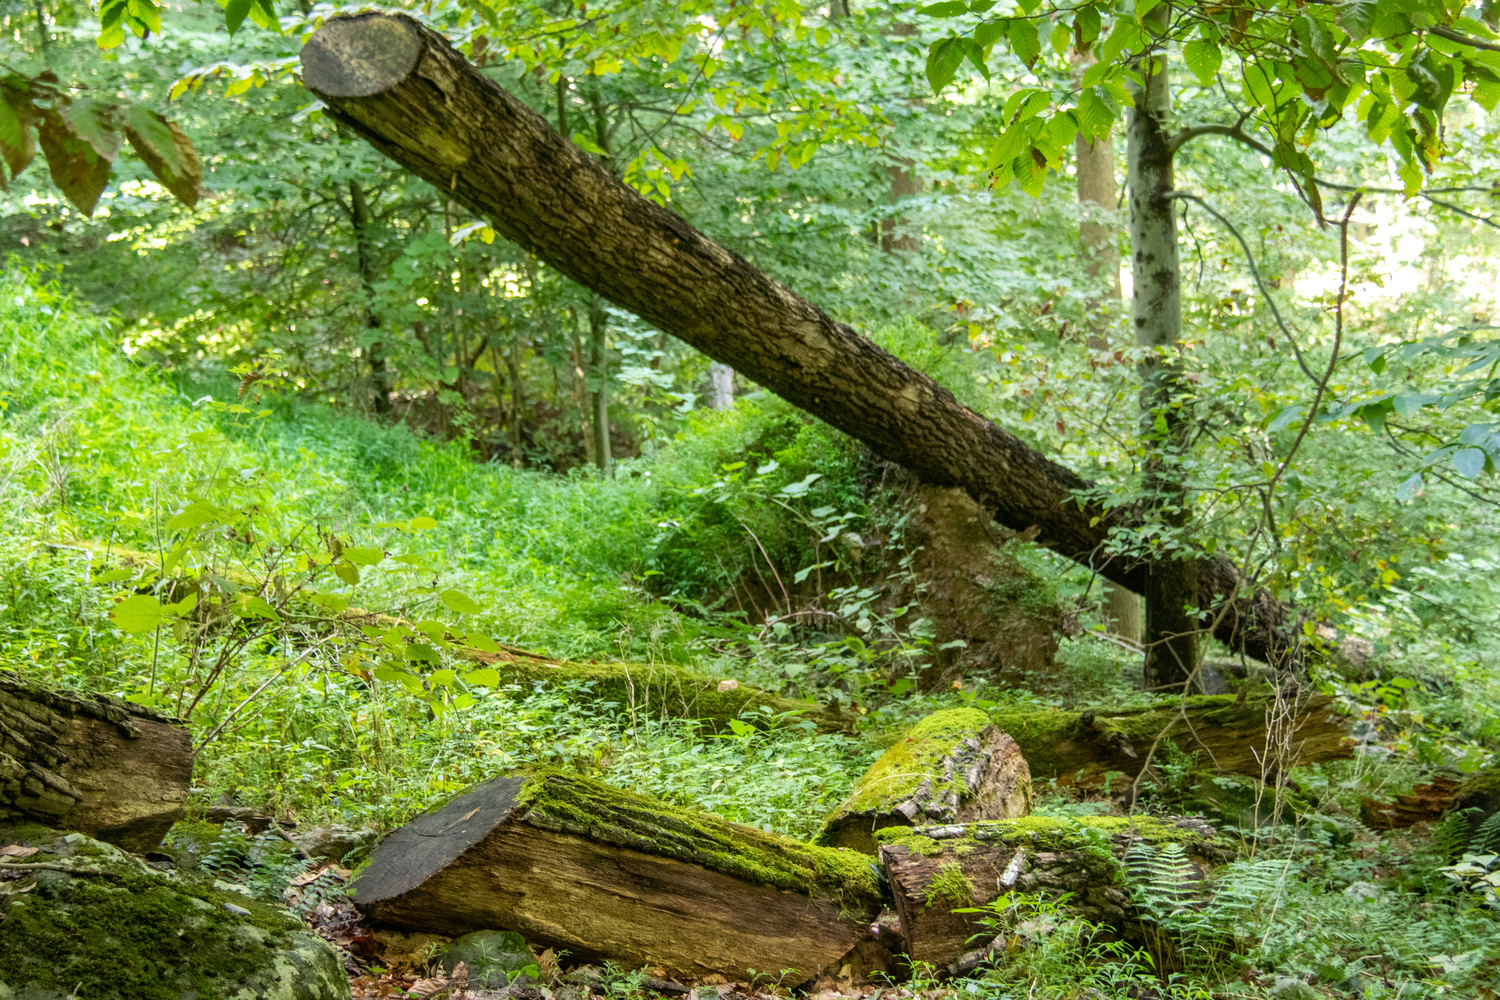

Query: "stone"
(291, 824), (380, 862)
(0, 826), (349, 1000)
(439, 929), (539, 989)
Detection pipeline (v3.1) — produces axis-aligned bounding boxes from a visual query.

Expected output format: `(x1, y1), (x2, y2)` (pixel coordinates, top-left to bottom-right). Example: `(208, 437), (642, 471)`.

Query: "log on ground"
(296, 11), (1367, 669)
(349, 769), (885, 984)
(994, 694), (1351, 786)
(817, 708), (1031, 854)
(877, 816), (1234, 972)
(0, 670), (192, 851)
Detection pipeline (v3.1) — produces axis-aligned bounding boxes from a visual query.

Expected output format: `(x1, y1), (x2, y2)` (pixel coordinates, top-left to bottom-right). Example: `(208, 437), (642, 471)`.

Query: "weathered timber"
(817, 709), (1031, 854)
(350, 770), (885, 983)
(877, 816), (1233, 971)
(296, 12), (1358, 668)
(0, 671), (192, 851)
(994, 694), (1351, 786)
(1360, 775), (1462, 830)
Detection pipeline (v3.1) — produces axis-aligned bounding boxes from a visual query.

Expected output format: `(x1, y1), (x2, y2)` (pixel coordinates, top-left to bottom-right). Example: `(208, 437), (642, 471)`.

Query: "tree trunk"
(1104, 583), (1142, 642)
(0, 671), (193, 852)
(350, 179), (393, 415)
(709, 361), (735, 409)
(880, 158), (921, 254)
(350, 770), (885, 984)
(817, 709), (1031, 855)
(588, 295), (612, 475)
(1127, 14), (1200, 691)
(990, 695), (1350, 787)
(878, 815), (1229, 972)
(297, 13), (1351, 669)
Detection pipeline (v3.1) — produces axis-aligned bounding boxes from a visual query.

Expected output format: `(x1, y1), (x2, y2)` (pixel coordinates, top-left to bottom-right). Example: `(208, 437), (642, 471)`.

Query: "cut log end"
(300, 13), (422, 98)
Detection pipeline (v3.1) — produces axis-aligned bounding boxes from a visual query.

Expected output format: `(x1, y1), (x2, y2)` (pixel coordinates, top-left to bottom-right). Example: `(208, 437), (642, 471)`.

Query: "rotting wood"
(0, 670), (192, 851)
(877, 816), (1233, 971)
(296, 12), (1366, 669)
(993, 695), (1351, 786)
(817, 709), (1031, 854)
(350, 769), (886, 984)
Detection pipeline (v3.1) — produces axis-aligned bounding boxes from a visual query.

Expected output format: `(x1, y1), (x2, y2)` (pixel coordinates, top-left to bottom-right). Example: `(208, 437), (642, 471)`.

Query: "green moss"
(514, 769), (883, 914)
(1455, 765), (1500, 810)
(0, 831), (347, 1000)
(925, 861), (975, 909)
(824, 708), (992, 818)
(875, 815), (1215, 856)
(484, 658), (847, 733)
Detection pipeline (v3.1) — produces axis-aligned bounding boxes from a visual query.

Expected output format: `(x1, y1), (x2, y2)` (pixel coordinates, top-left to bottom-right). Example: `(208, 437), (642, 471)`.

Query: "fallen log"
(993, 694), (1351, 786)
(817, 709), (1031, 854)
(350, 769), (885, 983)
(297, 12), (1348, 669)
(877, 816), (1233, 971)
(0, 671), (192, 851)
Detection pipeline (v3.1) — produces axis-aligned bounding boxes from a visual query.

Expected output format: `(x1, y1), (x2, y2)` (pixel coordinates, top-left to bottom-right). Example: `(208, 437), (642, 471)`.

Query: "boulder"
(439, 930), (539, 989)
(0, 825), (349, 1000)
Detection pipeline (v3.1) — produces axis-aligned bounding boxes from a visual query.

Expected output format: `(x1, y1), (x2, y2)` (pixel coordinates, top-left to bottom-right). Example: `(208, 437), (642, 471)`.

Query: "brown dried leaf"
(123, 104), (201, 207)
(37, 107), (112, 216)
(450, 961), (469, 994)
(0, 845), (39, 858)
(537, 948), (560, 983)
(407, 969), (448, 999)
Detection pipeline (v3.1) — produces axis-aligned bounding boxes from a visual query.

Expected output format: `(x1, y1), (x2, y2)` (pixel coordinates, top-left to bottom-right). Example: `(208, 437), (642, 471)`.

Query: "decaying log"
(994, 694), (1351, 786)
(817, 709), (1031, 854)
(877, 816), (1232, 971)
(0, 671), (192, 851)
(296, 11), (1362, 668)
(350, 770), (885, 983)
(1360, 776), (1462, 830)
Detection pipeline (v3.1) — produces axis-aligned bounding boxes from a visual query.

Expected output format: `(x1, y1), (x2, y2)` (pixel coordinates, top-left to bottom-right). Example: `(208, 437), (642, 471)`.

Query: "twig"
(0, 860), (107, 876)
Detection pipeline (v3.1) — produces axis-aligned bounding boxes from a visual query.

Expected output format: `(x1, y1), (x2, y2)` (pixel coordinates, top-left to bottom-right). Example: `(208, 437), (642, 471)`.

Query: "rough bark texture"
(1126, 19), (1200, 691)
(1359, 776), (1462, 830)
(299, 13), (1326, 667)
(817, 709), (1032, 855)
(878, 816), (1231, 971)
(0, 671), (193, 851)
(351, 771), (885, 984)
(992, 694), (1350, 786)
(709, 361), (735, 409)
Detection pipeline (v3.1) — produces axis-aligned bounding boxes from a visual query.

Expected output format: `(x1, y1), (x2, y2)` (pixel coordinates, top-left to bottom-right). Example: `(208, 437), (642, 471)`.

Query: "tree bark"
(297, 13), (1333, 667)
(588, 295), (612, 475)
(878, 815), (1229, 972)
(0, 671), (193, 852)
(991, 695), (1350, 786)
(709, 361), (735, 409)
(350, 179), (393, 415)
(1127, 14), (1200, 691)
(350, 770), (885, 984)
(817, 709), (1032, 855)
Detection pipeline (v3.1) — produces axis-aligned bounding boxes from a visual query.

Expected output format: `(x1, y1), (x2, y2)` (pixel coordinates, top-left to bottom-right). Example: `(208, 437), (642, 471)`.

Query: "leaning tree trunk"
(298, 13), (1351, 667)
(0, 671), (193, 851)
(878, 815), (1232, 973)
(817, 708), (1031, 854)
(1127, 13), (1200, 692)
(350, 770), (885, 984)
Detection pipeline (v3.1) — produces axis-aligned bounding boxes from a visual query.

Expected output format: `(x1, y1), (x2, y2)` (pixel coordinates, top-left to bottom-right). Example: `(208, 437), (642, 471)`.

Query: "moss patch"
(515, 769), (883, 914)
(925, 861), (976, 909)
(0, 830), (348, 1000)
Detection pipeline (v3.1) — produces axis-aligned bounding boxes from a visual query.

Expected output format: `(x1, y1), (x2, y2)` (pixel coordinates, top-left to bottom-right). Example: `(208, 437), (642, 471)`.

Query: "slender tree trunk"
(589, 296), (612, 475)
(350, 180), (393, 415)
(880, 158), (921, 253)
(709, 361), (735, 409)
(1127, 10), (1199, 690)
(298, 13), (1361, 668)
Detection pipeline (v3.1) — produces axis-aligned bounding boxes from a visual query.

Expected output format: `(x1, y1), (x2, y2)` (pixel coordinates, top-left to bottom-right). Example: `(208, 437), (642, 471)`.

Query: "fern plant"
(1123, 841), (1222, 974)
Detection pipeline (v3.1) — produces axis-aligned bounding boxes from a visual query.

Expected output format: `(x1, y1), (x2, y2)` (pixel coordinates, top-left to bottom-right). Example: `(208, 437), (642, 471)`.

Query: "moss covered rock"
(0, 827), (349, 1000)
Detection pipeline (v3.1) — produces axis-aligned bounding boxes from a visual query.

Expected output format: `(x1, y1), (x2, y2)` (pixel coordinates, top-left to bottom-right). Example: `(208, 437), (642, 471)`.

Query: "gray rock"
(290, 824), (380, 863)
(0, 826), (349, 1000)
(440, 929), (540, 989)
(1268, 977), (1320, 1000)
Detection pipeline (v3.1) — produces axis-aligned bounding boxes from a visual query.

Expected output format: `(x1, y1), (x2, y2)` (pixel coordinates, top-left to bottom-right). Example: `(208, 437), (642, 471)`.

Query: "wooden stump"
(350, 770), (885, 984)
(877, 816), (1232, 972)
(0, 671), (192, 851)
(994, 694), (1351, 786)
(817, 709), (1031, 854)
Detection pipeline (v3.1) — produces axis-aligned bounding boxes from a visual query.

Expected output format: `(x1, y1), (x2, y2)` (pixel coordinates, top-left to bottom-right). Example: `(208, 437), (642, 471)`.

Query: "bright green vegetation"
(826, 707), (991, 815)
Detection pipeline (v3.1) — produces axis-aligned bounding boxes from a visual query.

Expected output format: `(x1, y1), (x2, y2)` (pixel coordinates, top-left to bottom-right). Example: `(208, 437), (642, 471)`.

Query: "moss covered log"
(877, 816), (1234, 971)
(0, 671), (192, 852)
(0, 825), (348, 1000)
(350, 769), (885, 984)
(817, 709), (1031, 854)
(994, 694), (1350, 786)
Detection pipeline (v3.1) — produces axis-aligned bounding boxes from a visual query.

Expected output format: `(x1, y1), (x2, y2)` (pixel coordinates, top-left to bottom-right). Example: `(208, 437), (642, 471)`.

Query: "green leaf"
(917, 1), (967, 15)
(36, 108), (113, 217)
(166, 499), (220, 531)
(342, 546), (385, 566)
(1008, 18), (1040, 68)
(1267, 405), (1305, 433)
(403, 643), (442, 663)
(926, 37), (966, 94)
(463, 667), (501, 688)
(224, 0), (252, 35)
(440, 589), (483, 615)
(1182, 39), (1222, 85)
(1453, 446), (1488, 478)
(727, 718), (756, 737)
(1338, 0), (1377, 42)
(240, 595), (280, 620)
(0, 89), (36, 183)
(408, 515), (439, 530)
(123, 106), (202, 208)
(1395, 472), (1424, 501)
(1074, 87), (1117, 140)
(112, 594), (167, 634)
(333, 559), (359, 585)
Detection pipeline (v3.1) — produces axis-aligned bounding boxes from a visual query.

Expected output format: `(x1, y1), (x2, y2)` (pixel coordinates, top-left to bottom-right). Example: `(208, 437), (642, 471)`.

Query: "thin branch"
(1429, 25), (1500, 53)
